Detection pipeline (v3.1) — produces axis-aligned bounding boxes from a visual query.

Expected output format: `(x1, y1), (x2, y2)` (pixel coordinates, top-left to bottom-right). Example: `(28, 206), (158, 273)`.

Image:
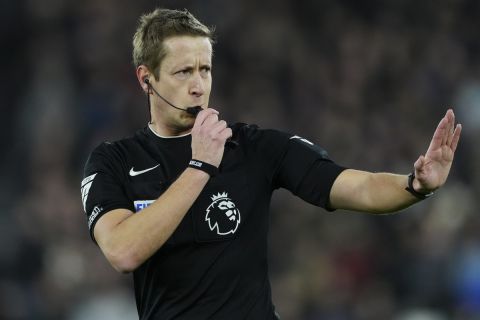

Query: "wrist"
(412, 176), (431, 194)
(405, 172), (434, 200)
(188, 159), (219, 177)
(185, 166), (211, 179)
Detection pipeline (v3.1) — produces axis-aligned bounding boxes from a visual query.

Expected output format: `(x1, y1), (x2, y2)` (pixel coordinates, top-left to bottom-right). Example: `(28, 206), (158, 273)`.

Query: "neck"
(148, 95), (196, 137)
(149, 116), (192, 137)
(148, 122), (191, 138)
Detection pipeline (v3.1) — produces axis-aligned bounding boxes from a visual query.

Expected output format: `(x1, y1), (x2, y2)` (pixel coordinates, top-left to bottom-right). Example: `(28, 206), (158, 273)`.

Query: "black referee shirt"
(81, 123), (346, 320)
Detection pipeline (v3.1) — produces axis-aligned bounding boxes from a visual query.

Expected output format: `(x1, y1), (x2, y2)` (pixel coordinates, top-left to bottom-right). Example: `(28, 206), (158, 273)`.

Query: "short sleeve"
(81, 143), (134, 242)
(274, 136), (346, 210)
(243, 127), (346, 210)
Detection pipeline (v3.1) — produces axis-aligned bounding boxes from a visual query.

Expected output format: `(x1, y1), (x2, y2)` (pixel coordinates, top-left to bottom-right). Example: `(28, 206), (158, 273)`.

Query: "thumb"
(414, 155), (425, 174)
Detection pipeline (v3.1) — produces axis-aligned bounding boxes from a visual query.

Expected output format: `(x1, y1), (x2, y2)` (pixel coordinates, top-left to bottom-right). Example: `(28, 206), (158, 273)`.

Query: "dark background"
(1, 0), (479, 319)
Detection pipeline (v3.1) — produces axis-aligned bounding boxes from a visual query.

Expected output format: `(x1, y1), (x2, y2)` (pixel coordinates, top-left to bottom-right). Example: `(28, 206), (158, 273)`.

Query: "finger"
(446, 108), (455, 122)
(193, 108), (219, 129)
(429, 116), (448, 151)
(445, 109), (455, 145)
(202, 113), (219, 127)
(450, 123), (462, 153)
(446, 127), (454, 147)
(413, 155), (427, 181)
(201, 110), (219, 126)
(414, 155), (424, 172)
(218, 127), (233, 141)
(441, 115), (451, 146)
(210, 120), (228, 136)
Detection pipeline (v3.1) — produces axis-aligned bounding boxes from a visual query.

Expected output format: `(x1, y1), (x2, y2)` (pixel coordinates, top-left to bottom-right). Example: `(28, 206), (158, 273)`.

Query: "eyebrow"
(173, 63), (211, 71)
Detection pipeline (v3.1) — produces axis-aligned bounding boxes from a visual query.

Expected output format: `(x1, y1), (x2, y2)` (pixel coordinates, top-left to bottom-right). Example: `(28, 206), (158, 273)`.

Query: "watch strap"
(405, 172), (434, 200)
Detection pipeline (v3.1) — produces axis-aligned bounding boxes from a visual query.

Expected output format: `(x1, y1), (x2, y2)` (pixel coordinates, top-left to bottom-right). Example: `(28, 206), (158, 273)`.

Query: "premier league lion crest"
(205, 192), (241, 235)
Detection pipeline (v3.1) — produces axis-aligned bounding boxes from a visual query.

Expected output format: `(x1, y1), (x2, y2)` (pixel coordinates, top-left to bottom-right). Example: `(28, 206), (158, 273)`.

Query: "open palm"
(414, 109), (462, 192)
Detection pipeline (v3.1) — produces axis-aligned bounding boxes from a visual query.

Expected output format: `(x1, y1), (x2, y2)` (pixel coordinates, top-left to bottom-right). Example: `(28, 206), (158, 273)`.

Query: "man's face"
(151, 35), (212, 131)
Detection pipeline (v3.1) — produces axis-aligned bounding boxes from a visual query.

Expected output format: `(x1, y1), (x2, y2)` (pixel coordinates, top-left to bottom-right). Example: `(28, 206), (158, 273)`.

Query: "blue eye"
(178, 69), (191, 75)
(174, 69), (192, 79)
(200, 67), (211, 77)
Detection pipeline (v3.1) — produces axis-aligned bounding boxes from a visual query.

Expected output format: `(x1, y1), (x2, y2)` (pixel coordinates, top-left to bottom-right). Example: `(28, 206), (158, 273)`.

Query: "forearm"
(330, 169), (421, 214)
(361, 172), (421, 213)
(100, 168), (209, 271)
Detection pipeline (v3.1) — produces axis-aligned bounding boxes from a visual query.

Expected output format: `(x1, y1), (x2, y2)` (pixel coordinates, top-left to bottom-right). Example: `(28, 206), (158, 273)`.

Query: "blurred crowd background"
(1, 0), (479, 319)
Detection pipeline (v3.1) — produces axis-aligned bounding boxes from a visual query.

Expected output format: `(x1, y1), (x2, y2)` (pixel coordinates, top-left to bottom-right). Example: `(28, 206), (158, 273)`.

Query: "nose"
(189, 72), (205, 97)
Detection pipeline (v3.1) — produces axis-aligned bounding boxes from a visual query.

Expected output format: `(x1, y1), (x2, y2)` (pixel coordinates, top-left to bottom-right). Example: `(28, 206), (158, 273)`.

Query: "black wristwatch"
(405, 172), (434, 200)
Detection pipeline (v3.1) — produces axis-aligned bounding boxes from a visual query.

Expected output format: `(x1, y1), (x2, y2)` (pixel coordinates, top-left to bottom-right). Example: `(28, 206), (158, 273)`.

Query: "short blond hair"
(132, 8), (215, 80)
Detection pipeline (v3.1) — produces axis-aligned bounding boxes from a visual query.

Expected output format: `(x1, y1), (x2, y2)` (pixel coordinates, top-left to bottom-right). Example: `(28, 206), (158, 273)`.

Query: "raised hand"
(413, 109), (462, 193)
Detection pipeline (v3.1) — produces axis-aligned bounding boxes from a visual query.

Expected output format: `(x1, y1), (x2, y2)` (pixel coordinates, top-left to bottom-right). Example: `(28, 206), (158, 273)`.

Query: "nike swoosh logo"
(129, 164), (160, 177)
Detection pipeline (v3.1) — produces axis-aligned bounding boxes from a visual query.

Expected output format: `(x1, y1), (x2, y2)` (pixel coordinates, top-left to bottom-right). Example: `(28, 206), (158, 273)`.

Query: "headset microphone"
(143, 78), (238, 148)
(144, 78), (202, 116)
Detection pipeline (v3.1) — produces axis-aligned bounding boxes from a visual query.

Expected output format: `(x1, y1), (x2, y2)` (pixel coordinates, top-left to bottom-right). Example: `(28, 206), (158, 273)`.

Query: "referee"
(81, 8), (462, 320)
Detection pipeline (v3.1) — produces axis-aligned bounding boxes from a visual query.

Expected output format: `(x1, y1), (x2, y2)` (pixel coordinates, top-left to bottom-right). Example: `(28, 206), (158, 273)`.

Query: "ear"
(136, 65), (151, 93)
